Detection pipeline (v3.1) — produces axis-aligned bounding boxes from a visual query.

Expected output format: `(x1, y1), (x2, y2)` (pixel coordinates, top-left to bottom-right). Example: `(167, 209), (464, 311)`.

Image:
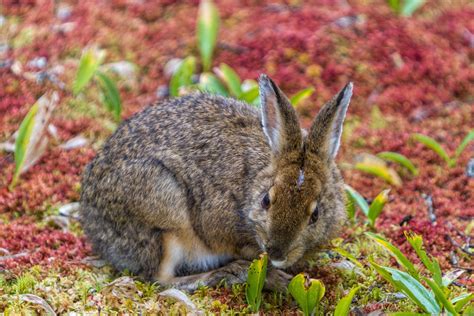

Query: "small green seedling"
(73, 47), (122, 120)
(197, 0), (220, 72)
(10, 92), (59, 189)
(168, 0), (312, 107)
(377, 151), (418, 176)
(368, 232), (473, 315)
(288, 273), (325, 316)
(386, 0), (425, 17)
(354, 153), (402, 187)
(290, 87), (315, 107)
(345, 185), (390, 228)
(412, 131), (474, 168)
(334, 286), (360, 316)
(245, 253), (268, 312)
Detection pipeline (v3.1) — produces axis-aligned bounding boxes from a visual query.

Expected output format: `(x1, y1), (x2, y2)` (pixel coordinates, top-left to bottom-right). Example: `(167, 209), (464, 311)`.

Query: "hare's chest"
(158, 233), (232, 280)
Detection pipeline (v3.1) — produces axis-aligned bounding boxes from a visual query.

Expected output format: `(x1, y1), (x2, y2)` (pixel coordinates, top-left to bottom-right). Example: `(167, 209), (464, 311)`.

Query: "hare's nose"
(267, 246), (285, 262)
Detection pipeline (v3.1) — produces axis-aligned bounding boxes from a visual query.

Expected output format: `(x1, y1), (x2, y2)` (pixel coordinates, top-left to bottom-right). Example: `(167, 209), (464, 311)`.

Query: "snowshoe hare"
(80, 75), (352, 291)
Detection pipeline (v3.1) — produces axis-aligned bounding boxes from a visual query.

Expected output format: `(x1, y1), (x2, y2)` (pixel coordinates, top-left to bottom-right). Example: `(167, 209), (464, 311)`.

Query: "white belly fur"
(157, 232), (231, 281)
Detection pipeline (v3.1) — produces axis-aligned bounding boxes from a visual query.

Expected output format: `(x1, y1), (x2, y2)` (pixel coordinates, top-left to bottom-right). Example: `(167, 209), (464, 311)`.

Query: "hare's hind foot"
(160, 260), (292, 293)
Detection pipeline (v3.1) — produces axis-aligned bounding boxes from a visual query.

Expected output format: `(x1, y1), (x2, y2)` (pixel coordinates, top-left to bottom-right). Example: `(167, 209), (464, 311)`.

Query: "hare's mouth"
(271, 259), (290, 268)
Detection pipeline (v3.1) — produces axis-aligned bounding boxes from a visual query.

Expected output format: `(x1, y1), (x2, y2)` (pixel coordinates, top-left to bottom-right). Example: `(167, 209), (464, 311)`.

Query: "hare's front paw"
(214, 259), (251, 285)
(265, 268), (292, 292)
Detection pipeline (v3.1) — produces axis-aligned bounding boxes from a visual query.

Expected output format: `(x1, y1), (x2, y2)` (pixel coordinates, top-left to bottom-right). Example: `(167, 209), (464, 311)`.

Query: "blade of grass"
(197, 0), (220, 71)
(344, 185), (369, 216)
(334, 286), (360, 316)
(11, 103), (38, 188)
(369, 260), (440, 314)
(366, 232), (419, 279)
(423, 277), (457, 315)
(290, 87), (314, 107)
(454, 130), (474, 161)
(377, 151), (418, 176)
(404, 232), (442, 287)
(73, 48), (105, 95)
(96, 71), (122, 121)
(453, 293), (473, 313)
(412, 133), (451, 166)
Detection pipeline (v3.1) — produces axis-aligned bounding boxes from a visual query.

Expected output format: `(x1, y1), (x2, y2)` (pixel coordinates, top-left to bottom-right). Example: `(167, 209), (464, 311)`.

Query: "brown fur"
(79, 75), (353, 291)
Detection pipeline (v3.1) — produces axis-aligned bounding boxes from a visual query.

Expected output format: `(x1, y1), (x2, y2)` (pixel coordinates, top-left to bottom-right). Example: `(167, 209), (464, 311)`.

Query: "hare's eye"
(261, 193), (271, 210)
(309, 203), (319, 225)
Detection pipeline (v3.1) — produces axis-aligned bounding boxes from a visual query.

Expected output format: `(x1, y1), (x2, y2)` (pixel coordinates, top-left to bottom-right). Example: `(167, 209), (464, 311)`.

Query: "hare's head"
(248, 75), (352, 268)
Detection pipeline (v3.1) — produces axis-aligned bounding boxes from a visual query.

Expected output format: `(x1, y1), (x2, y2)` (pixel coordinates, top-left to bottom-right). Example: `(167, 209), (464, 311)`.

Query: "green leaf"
(290, 87), (315, 107)
(73, 48), (105, 95)
(400, 0), (426, 17)
(412, 133), (451, 166)
(169, 56), (196, 97)
(11, 103), (38, 188)
(198, 72), (228, 96)
(423, 277), (457, 315)
(462, 304), (474, 315)
(333, 248), (364, 269)
(240, 80), (260, 104)
(404, 231), (442, 287)
(453, 293), (474, 312)
(214, 63), (242, 98)
(344, 185), (369, 216)
(197, 0), (220, 71)
(354, 162), (402, 186)
(386, 0), (401, 13)
(369, 260), (440, 314)
(334, 286), (360, 316)
(245, 253), (268, 312)
(367, 189), (390, 227)
(366, 232), (419, 279)
(454, 130), (474, 161)
(288, 274), (325, 316)
(96, 71), (122, 121)
(377, 151), (418, 176)
(10, 92), (59, 189)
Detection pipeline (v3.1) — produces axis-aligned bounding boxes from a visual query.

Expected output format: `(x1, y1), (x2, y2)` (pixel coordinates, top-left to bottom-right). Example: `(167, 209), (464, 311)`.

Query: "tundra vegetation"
(1, 0), (472, 314)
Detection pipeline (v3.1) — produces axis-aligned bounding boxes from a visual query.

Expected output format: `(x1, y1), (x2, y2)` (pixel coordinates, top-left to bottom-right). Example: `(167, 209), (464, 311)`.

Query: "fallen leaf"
(159, 288), (202, 315)
(20, 294), (56, 315)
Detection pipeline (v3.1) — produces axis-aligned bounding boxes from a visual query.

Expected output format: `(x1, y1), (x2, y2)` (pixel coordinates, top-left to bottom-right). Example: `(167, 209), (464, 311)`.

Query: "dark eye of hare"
(309, 203), (319, 225)
(261, 193), (271, 209)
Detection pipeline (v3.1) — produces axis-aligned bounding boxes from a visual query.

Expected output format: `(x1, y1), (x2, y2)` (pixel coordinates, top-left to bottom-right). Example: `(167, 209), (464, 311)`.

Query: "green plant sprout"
(377, 151), (419, 176)
(354, 153), (403, 187)
(73, 47), (122, 121)
(245, 253), (268, 312)
(411, 131), (474, 168)
(169, 0), (313, 106)
(386, 0), (425, 17)
(367, 232), (473, 315)
(288, 273), (325, 316)
(345, 185), (390, 228)
(334, 286), (360, 316)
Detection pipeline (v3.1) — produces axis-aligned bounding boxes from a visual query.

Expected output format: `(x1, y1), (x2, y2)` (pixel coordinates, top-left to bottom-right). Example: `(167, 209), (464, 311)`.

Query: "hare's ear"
(306, 83), (353, 160)
(258, 74), (302, 155)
